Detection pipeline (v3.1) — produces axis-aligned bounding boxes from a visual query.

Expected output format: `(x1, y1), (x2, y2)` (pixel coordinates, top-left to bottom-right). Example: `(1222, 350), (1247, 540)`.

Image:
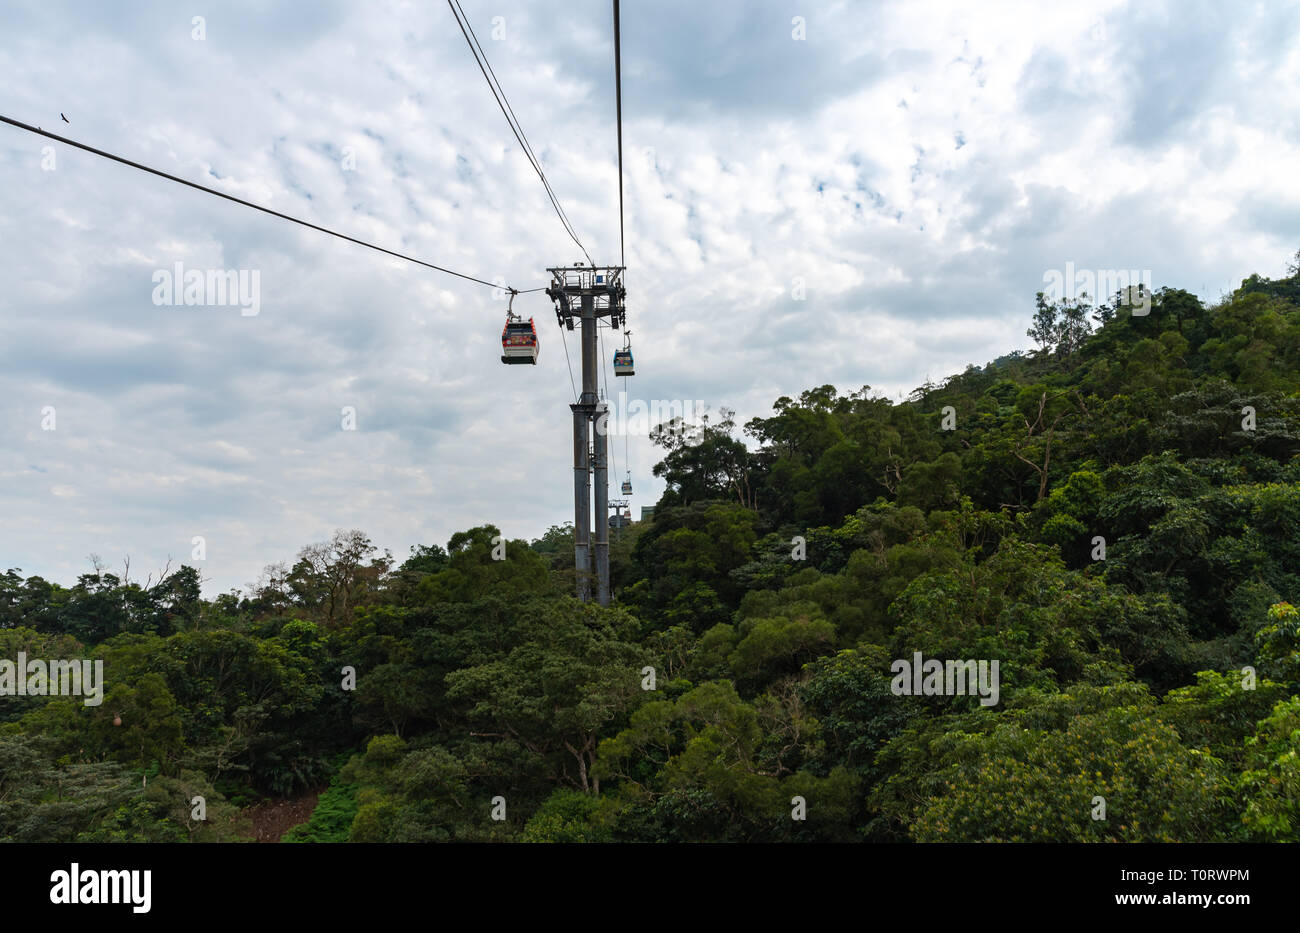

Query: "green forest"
(4, 259), (1300, 843)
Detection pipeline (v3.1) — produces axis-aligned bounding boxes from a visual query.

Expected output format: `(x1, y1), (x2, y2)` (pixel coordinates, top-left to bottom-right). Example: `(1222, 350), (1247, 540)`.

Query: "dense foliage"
(4, 259), (1300, 842)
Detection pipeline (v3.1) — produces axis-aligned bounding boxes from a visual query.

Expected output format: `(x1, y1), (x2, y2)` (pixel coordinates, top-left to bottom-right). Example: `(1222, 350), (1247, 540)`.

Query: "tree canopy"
(5, 257), (1300, 842)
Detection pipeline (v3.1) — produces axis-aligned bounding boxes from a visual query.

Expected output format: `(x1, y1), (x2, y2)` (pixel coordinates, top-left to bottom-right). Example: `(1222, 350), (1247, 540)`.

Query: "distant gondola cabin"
(613, 349), (634, 376)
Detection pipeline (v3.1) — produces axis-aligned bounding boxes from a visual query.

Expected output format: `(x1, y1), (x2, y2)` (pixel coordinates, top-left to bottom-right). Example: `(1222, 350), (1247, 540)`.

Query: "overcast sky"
(1, 0), (1297, 595)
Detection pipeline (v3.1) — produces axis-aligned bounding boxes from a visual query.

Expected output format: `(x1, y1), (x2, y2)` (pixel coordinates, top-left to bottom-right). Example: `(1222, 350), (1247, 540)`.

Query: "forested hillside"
(4, 261), (1299, 843)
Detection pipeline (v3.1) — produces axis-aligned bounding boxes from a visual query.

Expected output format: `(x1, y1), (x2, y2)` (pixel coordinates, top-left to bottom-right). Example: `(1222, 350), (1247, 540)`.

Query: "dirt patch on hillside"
(245, 789), (324, 842)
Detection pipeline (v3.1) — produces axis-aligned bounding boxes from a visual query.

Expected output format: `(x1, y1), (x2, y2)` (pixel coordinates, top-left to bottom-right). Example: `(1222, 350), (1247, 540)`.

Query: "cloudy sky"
(1, 0), (1297, 594)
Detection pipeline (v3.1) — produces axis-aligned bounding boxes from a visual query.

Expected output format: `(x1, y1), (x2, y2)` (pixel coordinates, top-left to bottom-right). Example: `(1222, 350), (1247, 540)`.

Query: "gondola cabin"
(621, 477), (633, 495)
(612, 349), (634, 376)
(501, 316), (539, 364)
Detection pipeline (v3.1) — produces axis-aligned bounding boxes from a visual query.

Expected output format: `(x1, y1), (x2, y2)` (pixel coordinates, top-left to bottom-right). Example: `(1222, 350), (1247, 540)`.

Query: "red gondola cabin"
(501, 316), (539, 364)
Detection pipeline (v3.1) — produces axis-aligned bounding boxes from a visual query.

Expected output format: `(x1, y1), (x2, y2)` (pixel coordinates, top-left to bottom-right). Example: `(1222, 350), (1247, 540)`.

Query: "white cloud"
(1, 0), (1296, 592)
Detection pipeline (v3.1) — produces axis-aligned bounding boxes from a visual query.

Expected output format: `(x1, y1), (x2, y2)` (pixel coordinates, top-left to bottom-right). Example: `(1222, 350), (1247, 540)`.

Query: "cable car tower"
(547, 264), (626, 606)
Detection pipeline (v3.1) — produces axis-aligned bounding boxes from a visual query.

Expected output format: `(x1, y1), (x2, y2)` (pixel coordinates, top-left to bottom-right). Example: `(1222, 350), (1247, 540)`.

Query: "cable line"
(602, 324), (627, 488)
(622, 359), (630, 479)
(559, 322), (578, 403)
(598, 324), (608, 401)
(0, 114), (524, 292)
(599, 325), (616, 481)
(447, 0), (594, 266)
(453, 0), (587, 261)
(612, 0), (626, 268)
